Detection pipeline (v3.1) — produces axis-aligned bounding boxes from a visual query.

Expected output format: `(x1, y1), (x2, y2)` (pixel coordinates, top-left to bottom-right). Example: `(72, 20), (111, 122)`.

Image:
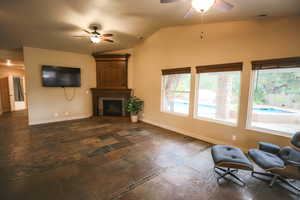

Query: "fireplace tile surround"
(91, 88), (132, 117)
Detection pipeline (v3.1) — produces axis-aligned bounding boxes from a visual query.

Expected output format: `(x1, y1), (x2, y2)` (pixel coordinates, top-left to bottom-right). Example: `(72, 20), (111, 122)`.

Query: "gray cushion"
(279, 146), (300, 164)
(291, 132), (300, 148)
(259, 142), (280, 154)
(212, 145), (253, 170)
(248, 149), (285, 170)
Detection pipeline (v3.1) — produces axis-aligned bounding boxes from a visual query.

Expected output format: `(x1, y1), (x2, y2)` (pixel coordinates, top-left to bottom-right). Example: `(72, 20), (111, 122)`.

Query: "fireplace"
(99, 98), (125, 117)
(91, 88), (132, 117)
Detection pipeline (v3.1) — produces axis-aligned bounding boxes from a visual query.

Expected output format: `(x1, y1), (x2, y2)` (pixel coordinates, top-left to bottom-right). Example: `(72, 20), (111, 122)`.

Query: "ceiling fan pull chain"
(200, 13), (204, 39)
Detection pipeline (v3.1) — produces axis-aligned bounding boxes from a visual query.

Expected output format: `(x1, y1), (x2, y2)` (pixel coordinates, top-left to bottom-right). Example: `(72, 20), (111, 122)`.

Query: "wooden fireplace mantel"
(91, 54), (132, 118)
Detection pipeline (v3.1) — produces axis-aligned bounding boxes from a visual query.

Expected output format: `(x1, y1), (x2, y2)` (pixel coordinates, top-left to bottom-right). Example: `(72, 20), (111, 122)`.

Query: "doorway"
(12, 76), (26, 111)
(0, 58), (27, 116)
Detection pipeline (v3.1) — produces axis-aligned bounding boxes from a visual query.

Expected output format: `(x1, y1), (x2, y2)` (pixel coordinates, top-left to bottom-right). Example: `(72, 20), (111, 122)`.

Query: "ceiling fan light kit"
(73, 0), (234, 44)
(73, 25), (114, 44)
(192, 0), (215, 13)
(90, 35), (101, 43)
(160, 0), (234, 18)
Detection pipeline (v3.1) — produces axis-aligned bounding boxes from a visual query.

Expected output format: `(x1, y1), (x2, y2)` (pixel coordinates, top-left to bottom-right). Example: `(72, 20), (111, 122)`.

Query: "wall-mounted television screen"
(42, 65), (81, 87)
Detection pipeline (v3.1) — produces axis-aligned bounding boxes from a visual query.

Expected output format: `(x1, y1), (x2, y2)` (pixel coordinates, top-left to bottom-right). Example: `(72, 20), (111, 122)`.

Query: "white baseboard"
(141, 118), (247, 151)
(29, 114), (92, 125)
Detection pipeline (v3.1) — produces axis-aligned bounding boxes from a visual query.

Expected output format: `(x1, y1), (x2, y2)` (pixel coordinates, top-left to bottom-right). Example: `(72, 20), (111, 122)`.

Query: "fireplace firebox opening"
(99, 98), (126, 117)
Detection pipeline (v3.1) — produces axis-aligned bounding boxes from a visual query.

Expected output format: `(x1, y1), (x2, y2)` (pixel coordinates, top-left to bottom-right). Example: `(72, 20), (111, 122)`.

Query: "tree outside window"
(162, 74), (191, 115)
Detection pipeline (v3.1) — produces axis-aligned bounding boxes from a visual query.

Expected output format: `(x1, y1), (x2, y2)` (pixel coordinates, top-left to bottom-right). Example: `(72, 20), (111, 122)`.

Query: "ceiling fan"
(73, 26), (114, 44)
(160, 0), (234, 18)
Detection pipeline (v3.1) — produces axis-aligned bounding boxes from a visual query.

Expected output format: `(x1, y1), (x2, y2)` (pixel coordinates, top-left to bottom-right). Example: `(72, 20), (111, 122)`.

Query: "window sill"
(161, 111), (189, 117)
(246, 126), (293, 138)
(194, 116), (237, 127)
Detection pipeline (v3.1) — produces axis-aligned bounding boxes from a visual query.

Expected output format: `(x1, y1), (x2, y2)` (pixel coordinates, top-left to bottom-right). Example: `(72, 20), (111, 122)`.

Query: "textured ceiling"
(0, 0), (299, 54)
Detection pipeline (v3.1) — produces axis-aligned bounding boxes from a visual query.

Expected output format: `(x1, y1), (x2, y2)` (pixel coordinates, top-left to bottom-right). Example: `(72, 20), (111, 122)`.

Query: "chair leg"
(278, 176), (300, 193)
(214, 166), (238, 174)
(229, 171), (246, 187)
(252, 171), (274, 177)
(252, 171), (279, 187)
(270, 175), (279, 187)
(214, 166), (246, 187)
(252, 171), (300, 195)
(252, 171), (282, 187)
(214, 167), (229, 182)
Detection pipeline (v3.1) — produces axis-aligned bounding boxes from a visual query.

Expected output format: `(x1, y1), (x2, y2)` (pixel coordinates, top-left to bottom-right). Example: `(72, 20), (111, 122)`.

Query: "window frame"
(160, 67), (192, 117)
(246, 57), (300, 137)
(193, 62), (243, 127)
(246, 69), (300, 137)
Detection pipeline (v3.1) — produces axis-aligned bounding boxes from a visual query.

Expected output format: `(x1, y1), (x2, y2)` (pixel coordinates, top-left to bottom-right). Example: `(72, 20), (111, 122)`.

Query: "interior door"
(0, 77), (11, 112)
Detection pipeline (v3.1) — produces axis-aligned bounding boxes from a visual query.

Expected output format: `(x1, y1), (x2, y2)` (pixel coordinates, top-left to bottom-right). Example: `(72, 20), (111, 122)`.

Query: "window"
(248, 57), (300, 135)
(195, 63), (242, 125)
(161, 67), (191, 115)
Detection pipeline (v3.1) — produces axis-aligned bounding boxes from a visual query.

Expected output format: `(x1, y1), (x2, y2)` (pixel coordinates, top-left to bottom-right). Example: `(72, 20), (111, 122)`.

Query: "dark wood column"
(93, 54), (130, 89)
(91, 53), (132, 118)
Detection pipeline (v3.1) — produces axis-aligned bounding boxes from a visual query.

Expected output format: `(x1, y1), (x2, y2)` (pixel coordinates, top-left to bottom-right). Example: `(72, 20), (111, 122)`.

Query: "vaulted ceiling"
(0, 0), (299, 54)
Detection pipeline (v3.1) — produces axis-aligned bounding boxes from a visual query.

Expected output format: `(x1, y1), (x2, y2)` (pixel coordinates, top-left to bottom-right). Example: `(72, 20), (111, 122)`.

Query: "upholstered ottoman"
(211, 145), (253, 186)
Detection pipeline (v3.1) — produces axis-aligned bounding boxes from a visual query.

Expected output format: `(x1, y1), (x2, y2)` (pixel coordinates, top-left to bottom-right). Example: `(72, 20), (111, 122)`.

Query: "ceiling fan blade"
(214, 0), (234, 12)
(72, 36), (89, 38)
(101, 33), (113, 37)
(103, 38), (114, 43)
(92, 31), (101, 35)
(160, 0), (181, 3)
(184, 7), (195, 18)
(83, 29), (91, 34)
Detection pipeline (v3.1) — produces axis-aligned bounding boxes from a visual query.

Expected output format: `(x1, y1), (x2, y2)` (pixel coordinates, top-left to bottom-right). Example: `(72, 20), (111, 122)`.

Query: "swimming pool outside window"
(161, 67), (191, 116)
(247, 57), (300, 136)
(195, 63), (242, 125)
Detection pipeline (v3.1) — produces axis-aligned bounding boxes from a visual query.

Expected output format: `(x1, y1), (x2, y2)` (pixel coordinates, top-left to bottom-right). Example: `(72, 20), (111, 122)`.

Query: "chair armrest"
(259, 142), (280, 154)
(285, 160), (300, 167)
(279, 146), (300, 167)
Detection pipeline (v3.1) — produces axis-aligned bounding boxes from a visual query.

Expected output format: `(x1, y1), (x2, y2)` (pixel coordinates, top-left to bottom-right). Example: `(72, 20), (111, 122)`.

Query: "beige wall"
(23, 47), (96, 125)
(130, 17), (300, 150)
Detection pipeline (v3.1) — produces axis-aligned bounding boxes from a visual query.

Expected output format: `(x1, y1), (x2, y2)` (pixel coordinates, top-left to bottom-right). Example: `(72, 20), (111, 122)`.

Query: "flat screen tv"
(42, 65), (81, 87)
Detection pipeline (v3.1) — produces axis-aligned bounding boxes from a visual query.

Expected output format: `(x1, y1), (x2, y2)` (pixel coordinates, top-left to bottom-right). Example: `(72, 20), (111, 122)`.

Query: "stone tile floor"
(0, 111), (299, 200)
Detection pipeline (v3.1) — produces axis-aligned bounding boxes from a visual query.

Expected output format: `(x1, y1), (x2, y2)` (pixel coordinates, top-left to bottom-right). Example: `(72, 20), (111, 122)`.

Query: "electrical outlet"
(86, 90), (89, 94)
(232, 135), (237, 141)
(54, 113), (59, 117)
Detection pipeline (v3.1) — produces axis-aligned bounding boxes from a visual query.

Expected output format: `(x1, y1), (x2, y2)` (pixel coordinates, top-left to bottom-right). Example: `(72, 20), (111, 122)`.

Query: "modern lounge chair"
(248, 132), (300, 194)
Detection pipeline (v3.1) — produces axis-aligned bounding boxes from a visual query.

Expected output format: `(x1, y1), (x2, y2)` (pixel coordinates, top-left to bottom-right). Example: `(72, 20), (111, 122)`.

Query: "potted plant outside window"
(126, 96), (144, 123)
